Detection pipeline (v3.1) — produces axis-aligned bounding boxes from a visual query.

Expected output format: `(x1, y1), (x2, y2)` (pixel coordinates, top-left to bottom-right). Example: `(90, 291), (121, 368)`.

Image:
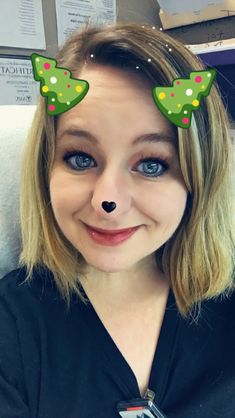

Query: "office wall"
(1, 0), (234, 120)
(0, 0), (235, 57)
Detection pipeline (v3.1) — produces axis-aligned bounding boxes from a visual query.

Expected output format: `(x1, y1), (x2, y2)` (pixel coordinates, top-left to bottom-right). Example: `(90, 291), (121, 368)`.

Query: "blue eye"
(64, 151), (169, 178)
(136, 158), (169, 177)
(64, 151), (96, 170)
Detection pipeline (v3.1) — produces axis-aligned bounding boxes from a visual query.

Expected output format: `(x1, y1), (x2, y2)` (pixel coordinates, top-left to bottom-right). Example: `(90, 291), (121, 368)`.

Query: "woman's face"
(49, 64), (188, 273)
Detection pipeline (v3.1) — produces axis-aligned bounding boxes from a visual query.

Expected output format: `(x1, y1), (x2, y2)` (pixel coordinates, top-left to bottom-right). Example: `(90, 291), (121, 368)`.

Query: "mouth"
(83, 222), (141, 246)
(83, 223), (140, 235)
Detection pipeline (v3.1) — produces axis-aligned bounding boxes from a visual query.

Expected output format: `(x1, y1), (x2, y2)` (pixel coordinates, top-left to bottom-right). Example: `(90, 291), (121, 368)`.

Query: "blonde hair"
(18, 22), (235, 321)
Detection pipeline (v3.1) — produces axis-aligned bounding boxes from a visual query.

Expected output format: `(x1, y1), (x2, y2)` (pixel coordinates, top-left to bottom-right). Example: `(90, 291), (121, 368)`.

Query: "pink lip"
(84, 223), (140, 234)
(84, 223), (141, 246)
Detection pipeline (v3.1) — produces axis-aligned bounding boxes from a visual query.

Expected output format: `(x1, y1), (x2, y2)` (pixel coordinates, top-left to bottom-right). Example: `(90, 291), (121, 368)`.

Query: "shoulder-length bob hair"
(18, 22), (235, 321)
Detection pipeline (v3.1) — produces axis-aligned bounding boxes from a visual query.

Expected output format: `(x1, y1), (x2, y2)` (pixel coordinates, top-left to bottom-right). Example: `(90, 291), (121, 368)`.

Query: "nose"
(101, 201), (117, 213)
(91, 168), (131, 219)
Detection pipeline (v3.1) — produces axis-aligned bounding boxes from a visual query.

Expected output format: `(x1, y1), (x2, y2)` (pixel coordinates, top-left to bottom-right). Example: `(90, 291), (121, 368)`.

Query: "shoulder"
(203, 288), (235, 320)
(0, 265), (62, 317)
(181, 288), (235, 341)
(0, 267), (31, 293)
(0, 265), (51, 294)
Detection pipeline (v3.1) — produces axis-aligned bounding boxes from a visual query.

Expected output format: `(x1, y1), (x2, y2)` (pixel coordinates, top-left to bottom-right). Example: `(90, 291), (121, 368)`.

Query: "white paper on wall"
(55, 0), (117, 47)
(0, 57), (39, 106)
(0, 0), (46, 50)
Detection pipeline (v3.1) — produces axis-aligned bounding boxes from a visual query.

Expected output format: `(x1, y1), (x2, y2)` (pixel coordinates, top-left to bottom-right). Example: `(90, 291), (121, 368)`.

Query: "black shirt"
(0, 266), (234, 418)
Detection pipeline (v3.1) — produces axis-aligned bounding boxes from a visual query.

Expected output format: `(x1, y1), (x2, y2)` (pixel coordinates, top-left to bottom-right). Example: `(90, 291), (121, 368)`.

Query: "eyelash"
(62, 146), (170, 178)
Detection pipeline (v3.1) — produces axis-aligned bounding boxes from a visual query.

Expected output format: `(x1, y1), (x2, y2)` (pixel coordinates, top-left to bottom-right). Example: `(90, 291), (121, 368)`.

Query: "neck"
(79, 256), (170, 310)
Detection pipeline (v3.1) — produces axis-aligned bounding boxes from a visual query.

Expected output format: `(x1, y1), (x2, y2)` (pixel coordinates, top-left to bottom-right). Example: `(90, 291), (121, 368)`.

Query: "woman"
(0, 22), (234, 418)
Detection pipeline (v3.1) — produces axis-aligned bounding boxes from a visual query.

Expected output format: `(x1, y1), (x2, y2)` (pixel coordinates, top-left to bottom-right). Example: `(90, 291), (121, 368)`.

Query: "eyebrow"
(57, 127), (176, 147)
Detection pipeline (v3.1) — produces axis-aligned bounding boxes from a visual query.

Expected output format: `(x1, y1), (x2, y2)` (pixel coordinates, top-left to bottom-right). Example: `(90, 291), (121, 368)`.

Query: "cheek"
(137, 181), (188, 223)
(49, 171), (90, 215)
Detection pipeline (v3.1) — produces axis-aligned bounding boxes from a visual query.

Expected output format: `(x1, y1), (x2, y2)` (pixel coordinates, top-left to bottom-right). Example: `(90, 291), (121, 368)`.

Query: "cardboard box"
(159, 0), (235, 29)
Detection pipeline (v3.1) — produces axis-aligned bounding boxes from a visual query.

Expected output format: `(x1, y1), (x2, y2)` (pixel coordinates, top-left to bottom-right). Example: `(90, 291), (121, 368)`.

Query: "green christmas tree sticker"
(31, 53), (89, 116)
(152, 69), (216, 129)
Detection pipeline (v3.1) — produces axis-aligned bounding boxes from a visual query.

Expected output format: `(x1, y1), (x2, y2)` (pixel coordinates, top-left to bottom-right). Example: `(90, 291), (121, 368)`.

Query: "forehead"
(79, 64), (153, 93)
(77, 64), (155, 114)
(57, 64), (176, 138)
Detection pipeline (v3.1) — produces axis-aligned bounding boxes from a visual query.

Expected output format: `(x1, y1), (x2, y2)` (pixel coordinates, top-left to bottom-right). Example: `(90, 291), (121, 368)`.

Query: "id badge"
(117, 397), (168, 418)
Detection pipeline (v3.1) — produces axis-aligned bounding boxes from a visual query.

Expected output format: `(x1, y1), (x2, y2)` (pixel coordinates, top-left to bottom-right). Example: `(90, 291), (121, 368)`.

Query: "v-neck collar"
(78, 285), (181, 402)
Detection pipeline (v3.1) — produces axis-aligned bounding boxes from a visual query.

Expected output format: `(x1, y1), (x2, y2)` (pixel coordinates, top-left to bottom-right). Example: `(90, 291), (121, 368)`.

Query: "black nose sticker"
(102, 201), (116, 213)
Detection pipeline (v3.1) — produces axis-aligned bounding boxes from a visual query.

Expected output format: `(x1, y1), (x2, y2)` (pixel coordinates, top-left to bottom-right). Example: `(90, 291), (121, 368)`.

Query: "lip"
(84, 223), (140, 234)
(84, 223), (141, 246)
